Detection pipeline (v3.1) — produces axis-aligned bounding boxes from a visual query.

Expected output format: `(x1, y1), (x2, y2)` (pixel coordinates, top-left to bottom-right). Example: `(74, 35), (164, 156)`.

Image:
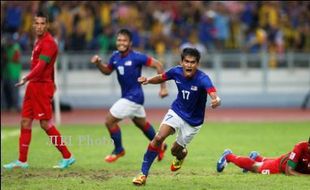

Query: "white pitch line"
(1, 128), (40, 140)
(1, 129), (20, 140)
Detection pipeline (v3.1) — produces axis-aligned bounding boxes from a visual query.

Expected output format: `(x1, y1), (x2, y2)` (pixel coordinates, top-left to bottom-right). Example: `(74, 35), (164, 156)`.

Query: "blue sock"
(108, 125), (123, 153)
(142, 122), (156, 141)
(141, 144), (158, 176)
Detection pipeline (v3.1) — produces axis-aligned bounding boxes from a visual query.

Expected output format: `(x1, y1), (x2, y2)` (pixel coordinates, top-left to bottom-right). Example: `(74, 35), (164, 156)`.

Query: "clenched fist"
(91, 55), (102, 65)
(138, 76), (148, 85)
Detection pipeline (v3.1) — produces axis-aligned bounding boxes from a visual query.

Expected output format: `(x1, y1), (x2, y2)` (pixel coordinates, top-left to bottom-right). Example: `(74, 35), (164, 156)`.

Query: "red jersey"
(28, 32), (58, 82)
(279, 141), (310, 174)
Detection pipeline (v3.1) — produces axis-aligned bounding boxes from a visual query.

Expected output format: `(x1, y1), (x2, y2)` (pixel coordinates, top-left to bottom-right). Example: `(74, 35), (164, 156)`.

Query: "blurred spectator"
(258, 2), (280, 29)
(2, 33), (22, 112)
(70, 23), (86, 51)
(180, 30), (207, 55)
(265, 24), (284, 68)
(3, 3), (22, 33)
(244, 24), (267, 53)
(78, 3), (95, 49)
(213, 2), (230, 51)
(294, 25), (309, 51)
(198, 10), (216, 52)
(99, 2), (112, 27)
(97, 26), (116, 54)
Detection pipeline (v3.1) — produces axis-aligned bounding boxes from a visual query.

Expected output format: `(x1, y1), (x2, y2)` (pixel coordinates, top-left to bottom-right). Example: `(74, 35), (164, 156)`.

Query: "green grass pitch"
(1, 122), (310, 190)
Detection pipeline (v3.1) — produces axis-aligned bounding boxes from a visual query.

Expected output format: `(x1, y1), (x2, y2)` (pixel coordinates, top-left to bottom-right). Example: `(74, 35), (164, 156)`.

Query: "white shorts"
(160, 109), (202, 147)
(110, 98), (146, 119)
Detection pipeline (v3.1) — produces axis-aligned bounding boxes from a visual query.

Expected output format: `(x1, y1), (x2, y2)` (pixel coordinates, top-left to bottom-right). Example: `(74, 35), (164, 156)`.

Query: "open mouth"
(185, 69), (192, 72)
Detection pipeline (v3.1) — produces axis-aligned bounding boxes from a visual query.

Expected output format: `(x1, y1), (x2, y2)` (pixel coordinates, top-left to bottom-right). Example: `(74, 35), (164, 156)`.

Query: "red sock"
(255, 155), (264, 162)
(46, 126), (71, 159)
(19, 128), (32, 162)
(226, 153), (255, 171)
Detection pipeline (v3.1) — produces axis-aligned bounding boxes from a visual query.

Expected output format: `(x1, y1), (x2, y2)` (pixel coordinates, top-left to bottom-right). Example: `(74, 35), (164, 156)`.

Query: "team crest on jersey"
(125, 60), (132, 66)
(191, 85), (198, 91)
(113, 61), (117, 64)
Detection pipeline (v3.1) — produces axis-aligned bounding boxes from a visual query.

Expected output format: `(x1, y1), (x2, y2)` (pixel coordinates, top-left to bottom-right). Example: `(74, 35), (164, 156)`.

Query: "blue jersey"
(163, 66), (216, 126)
(108, 50), (151, 105)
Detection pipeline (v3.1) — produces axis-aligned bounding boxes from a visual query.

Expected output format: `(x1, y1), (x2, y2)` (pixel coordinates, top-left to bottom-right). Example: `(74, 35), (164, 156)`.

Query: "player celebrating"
(217, 138), (310, 175)
(3, 11), (75, 170)
(132, 48), (221, 185)
(90, 29), (168, 163)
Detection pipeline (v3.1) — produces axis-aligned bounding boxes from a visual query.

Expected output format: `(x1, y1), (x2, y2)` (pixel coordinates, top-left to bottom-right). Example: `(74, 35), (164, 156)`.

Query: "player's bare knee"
(40, 120), (49, 131)
(21, 118), (31, 129)
(105, 121), (111, 128)
(105, 119), (114, 128)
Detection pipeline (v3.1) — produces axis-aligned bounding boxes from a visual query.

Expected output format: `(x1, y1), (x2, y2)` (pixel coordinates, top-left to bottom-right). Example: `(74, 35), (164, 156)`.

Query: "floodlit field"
(1, 122), (310, 190)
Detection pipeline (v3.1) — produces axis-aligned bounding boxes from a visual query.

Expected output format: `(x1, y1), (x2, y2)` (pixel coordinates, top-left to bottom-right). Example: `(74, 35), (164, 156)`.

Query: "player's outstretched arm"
(138, 74), (166, 85)
(148, 58), (168, 98)
(209, 92), (221, 109)
(90, 55), (113, 75)
(285, 162), (308, 176)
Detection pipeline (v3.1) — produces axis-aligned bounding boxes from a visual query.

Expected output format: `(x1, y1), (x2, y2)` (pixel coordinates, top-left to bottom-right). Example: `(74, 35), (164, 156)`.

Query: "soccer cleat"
(132, 173), (147, 186)
(157, 143), (168, 161)
(3, 160), (29, 170)
(243, 151), (260, 173)
(170, 158), (184, 172)
(53, 156), (76, 169)
(105, 150), (125, 163)
(217, 149), (232, 172)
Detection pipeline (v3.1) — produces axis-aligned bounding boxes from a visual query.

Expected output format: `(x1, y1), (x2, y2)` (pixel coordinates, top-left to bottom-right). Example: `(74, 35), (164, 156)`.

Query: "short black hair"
(181, 47), (201, 62)
(35, 11), (49, 22)
(117, 28), (132, 42)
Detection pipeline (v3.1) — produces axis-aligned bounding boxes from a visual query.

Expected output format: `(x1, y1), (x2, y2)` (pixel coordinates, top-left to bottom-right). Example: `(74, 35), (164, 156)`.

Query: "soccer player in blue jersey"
(132, 47), (221, 185)
(90, 29), (168, 163)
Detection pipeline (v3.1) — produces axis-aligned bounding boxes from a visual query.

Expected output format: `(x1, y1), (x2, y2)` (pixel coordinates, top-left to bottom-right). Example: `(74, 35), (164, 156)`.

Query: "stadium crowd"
(2, 1), (310, 55)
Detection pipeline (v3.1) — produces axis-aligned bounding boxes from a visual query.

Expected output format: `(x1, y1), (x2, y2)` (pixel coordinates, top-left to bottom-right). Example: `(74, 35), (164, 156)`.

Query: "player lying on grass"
(90, 29), (168, 163)
(132, 47), (221, 185)
(217, 138), (310, 175)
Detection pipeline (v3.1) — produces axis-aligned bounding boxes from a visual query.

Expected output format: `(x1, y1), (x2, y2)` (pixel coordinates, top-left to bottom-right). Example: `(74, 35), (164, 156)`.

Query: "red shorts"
(258, 157), (282, 174)
(22, 82), (55, 120)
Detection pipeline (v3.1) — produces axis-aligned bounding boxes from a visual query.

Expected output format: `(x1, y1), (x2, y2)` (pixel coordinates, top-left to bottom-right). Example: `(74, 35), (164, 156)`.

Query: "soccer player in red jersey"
(217, 138), (310, 176)
(3, 11), (75, 170)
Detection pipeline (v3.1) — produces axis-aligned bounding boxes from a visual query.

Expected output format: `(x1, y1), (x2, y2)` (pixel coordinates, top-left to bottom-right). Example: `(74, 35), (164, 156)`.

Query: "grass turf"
(1, 122), (309, 190)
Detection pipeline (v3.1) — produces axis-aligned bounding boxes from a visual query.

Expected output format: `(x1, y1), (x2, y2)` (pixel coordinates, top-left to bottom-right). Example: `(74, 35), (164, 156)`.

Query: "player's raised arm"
(138, 74), (166, 85)
(147, 58), (168, 98)
(90, 54), (113, 75)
